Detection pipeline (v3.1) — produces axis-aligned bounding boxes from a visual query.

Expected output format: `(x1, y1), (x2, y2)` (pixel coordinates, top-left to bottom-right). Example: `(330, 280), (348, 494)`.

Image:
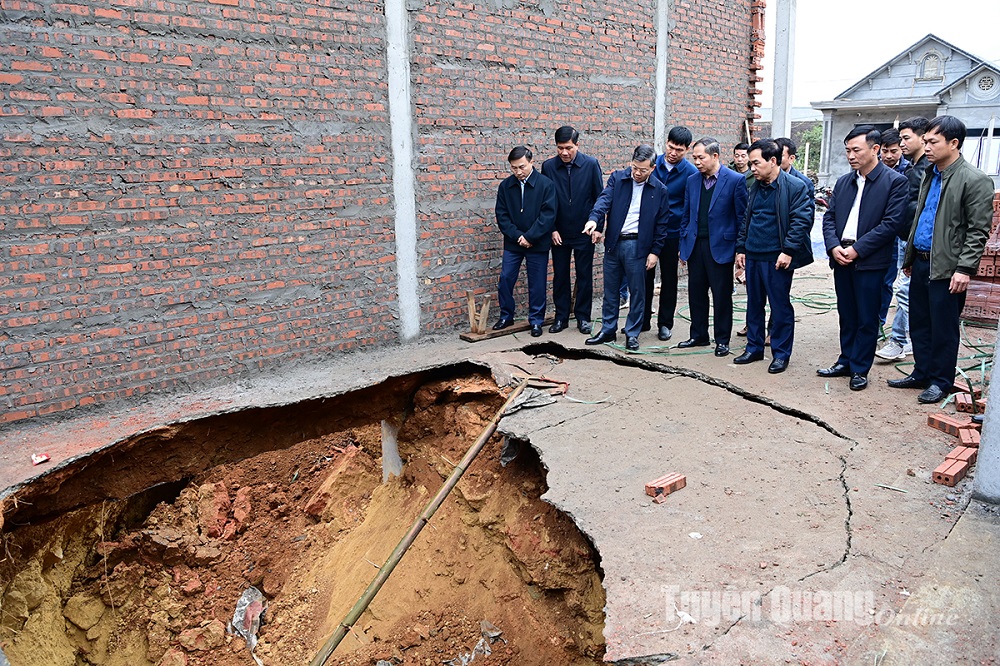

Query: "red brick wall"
(1, 0), (755, 424)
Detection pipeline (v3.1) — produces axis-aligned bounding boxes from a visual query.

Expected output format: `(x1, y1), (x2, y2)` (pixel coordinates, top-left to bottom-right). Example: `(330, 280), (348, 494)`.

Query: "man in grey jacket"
(889, 115), (995, 403)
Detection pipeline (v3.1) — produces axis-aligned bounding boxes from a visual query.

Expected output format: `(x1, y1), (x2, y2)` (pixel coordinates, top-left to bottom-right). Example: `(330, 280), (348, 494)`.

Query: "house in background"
(811, 34), (1000, 188)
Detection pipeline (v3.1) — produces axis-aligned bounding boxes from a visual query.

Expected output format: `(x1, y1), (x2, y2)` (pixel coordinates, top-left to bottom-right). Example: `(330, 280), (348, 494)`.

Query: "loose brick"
(927, 414), (965, 437)
(932, 460), (969, 487)
(954, 393), (974, 413)
(958, 429), (981, 448)
(952, 383), (983, 399)
(946, 446), (978, 465)
(645, 473), (687, 498)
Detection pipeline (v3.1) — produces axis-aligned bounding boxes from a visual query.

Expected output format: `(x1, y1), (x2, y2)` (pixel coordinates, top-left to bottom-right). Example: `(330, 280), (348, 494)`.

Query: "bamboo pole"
(309, 379), (528, 666)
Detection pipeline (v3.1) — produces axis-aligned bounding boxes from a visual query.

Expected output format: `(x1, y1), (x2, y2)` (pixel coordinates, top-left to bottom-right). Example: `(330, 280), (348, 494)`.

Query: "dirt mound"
(0, 375), (605, 665)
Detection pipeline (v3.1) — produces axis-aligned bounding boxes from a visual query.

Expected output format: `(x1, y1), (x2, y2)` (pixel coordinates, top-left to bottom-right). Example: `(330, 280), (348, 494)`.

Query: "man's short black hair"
(845, 125), (881, 147)
(632, 144), (656, 164)
(554, 126), (579, 144)
(734, 142), (749, 152)
(925, 115), (967, 149)
(880, 128), (901, 147)
(667, 126), (693, 147)
(508, 145), (532, 162)
(899, 116), (929, 136)
(775, 137), (797, 157)
(748, 138), (781, 164)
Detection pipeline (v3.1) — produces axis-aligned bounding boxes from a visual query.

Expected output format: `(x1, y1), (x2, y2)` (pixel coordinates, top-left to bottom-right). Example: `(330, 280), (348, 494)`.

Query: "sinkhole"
(0, 364), (606, 666)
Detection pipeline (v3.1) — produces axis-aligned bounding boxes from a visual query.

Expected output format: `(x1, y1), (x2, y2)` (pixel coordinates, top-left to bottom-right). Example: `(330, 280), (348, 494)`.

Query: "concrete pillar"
(973, 319), (1000, 504)
(385, 0), (421, 341)
(771, 0), (795, 139)
(653, 0), (672, 151)
(818, 111), (833, 185)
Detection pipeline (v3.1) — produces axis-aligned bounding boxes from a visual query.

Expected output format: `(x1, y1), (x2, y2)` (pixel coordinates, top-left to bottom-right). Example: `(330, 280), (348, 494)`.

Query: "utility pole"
(771, 0), (795, 138)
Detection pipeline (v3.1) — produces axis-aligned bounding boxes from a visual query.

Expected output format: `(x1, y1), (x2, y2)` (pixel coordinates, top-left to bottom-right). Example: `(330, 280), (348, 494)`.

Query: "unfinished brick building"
(1, 0), (763, 424)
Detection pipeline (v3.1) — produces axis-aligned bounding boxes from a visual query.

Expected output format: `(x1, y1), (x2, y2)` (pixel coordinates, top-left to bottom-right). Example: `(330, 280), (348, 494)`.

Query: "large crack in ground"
(497, 342), (864, 663)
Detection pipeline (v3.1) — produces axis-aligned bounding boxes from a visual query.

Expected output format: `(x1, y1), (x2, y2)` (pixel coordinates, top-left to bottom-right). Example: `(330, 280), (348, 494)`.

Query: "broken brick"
(958, 428), (981, 448)
(955, 393), (974, 413)
(645, 473), (686, 498)
(933, 459), (969, 487)
(946, 446), (978, 465)
(951, 383), (983, 399)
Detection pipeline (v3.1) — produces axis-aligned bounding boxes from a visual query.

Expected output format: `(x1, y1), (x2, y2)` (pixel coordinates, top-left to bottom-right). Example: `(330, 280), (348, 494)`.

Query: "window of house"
(918, 53), (943, 80)
(962, 129), (1000, 175)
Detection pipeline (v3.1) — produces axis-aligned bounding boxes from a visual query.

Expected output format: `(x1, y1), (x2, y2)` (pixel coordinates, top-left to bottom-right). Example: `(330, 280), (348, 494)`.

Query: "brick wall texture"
(1, 0), (755, 424)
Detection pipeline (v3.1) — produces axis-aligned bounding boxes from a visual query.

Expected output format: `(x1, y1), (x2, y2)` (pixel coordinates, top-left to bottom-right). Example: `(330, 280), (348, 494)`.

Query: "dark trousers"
(643, 236), (680, 330)
(833, 266), (883, 376)
(745, 257), (795, 360)
(497, 248), (548, 326)
(687, 238), (734, 344)
(879, 242), (898, 323)
(551, 241), (595, 324)
(600, 238), (646, 338)
(909, 256), (965, 391)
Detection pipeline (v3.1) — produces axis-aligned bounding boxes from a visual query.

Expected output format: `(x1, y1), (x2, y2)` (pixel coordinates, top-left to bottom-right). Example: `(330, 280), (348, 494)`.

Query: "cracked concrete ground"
(3, 264), (1000, 664)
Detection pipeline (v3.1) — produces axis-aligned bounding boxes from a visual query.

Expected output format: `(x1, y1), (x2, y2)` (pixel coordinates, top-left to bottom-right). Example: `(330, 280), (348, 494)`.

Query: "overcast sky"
(759, 0), (1000, 108)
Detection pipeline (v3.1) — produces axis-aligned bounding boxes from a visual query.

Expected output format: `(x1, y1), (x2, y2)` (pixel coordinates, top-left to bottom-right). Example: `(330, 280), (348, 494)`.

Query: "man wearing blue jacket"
(734, 139), (814, 373)
(644, 126), (697, 340)
(541, 126), (605, 334)
(817, 126), (909, 391)
(493, 146), (557, 337)
(677, 137), (748, 357)
(584, 145), (671, 351)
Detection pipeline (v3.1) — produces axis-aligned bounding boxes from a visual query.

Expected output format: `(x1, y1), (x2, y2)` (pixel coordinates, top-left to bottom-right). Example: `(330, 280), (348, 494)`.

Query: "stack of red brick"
(928, 388), (983, 486)
(962, 192), (1000, 324)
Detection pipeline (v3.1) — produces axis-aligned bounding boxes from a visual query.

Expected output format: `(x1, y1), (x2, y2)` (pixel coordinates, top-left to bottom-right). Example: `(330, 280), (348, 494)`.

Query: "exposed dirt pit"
(0, 371), (605, 666)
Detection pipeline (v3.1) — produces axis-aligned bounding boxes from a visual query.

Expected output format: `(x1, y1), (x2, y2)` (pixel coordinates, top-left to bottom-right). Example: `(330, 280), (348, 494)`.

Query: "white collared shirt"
(621, 179), (645, 234)
(841, 172), (865, 242)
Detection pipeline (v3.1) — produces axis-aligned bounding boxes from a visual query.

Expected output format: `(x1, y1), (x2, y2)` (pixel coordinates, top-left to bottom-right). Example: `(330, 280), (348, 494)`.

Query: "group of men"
(493, 116), (994, 397)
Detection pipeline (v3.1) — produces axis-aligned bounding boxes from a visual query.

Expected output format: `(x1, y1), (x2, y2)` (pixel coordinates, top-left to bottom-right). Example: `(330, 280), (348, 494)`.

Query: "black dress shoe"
(657, 326), (672, 341)
(626, 336), (639, 351)
(492, 318), (513, 330)
(768, 358), (789, 374)
(530, 324), (543, 337)
(817, 362), (851, 378)
(887, 375), (929, 389)
(577, 320), (592, 334)
(586, 330), (617, 345)
(733, 350), (764, 364)
(917, 385), (945, 404)
(548, 319), (568, 333)
(849, 373), (868, 391)
(736, 325), (748, 337)
(641, 324), (651, 333)
(714, 343), (730, 357)
(677, 338), (710, 349)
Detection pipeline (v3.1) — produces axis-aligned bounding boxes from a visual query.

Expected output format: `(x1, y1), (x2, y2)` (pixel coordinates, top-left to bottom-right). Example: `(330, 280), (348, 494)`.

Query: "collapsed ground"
(0, 374), (605, 666)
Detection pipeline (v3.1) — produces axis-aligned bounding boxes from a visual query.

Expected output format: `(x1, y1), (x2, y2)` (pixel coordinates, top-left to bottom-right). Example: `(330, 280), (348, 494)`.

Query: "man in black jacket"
(493, 146), (557, 337)
(818, 126), (909, 390)
(541, 126), (605, 334)
(734, 139), (814, 374)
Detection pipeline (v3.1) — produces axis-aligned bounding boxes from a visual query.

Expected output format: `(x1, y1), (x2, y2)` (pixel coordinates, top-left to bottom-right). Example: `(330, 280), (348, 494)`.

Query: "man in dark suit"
(645, 126), (697, 340)
(734, 139), (814, 374)
(541, 126), (605, 334)
(584, 145), (670, 351)
(676, 137), (748, 357)
(493, 145), (557, 337)
(818, 126), (909, 391)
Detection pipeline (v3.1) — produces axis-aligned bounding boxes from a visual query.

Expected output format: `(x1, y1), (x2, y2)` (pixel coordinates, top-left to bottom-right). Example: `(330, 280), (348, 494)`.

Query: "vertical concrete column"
(385, 0), (421, 341)
(653, 0), (671, 151)
(973, 318), (1000, 504)
(818, 110), (833, 185)
(771, 0), (795, 139)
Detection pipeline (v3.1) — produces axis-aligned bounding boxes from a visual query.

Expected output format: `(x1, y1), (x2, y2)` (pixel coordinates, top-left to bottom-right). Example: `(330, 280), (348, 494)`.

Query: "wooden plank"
(459, 316), (555, 342)
(466, 291), (476, 331)
(476, 299), (490, 334)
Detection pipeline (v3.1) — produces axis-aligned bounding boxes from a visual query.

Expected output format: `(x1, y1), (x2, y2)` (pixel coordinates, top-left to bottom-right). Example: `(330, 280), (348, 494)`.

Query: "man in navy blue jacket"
(734, 139), (814, 374)
(493, 146), (557, 337)
(644, 126), (697, 340)
(541, 126), (605, 334)
(677, 137), (749, 358)
(584, 145), (670, 351)
(818, 126), (909, 391)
